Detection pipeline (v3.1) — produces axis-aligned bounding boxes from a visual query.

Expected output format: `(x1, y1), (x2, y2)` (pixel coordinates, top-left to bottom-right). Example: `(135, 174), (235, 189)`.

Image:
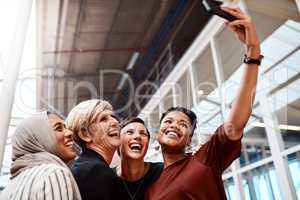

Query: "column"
(188, 64), (197, 107)
(258, 94), (297, 200)
(210, 37), (226, 119)
(0, 0), (33, 170)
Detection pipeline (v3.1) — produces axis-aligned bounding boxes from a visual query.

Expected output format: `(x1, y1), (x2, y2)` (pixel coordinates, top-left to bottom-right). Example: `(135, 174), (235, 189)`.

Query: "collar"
(82, 148), (109, 165)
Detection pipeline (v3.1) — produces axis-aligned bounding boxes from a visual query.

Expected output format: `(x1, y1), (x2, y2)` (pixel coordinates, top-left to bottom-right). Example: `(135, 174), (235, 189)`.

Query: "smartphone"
(202, 0), (238, 21)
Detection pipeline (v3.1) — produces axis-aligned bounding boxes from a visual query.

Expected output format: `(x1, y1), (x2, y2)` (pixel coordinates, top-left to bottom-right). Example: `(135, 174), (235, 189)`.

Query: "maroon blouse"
(145, 125), (242, 200)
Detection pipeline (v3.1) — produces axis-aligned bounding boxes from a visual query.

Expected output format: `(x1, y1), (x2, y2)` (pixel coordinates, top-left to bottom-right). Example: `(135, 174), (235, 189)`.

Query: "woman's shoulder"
(149, 162), (164, 170)
(0, 164), (72, 200)
(27, 164), (73, 187)
(35, 163), (70, 175)
(146, 162), (164, 179)
(12, 163), (70, 178)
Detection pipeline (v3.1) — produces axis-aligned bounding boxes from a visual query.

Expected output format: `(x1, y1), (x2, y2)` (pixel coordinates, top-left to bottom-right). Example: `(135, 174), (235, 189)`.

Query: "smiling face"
(120, 122), (149, 160)
(156, 111), (193, 154)
(48, 113), (76, 163)
(87, 110), (120, 150)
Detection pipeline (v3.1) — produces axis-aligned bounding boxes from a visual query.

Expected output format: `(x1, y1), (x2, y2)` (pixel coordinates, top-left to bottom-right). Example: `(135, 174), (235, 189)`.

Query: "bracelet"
(243, 54), (264, 65)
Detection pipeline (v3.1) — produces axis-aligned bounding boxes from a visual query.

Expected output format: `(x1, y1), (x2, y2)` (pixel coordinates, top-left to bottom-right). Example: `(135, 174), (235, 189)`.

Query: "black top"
(70, 148), (122, 200)
(116, 162), (164, 200)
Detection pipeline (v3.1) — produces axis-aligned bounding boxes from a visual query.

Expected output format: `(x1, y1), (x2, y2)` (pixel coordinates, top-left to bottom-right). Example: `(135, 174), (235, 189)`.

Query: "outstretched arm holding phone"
(222, 7), (262, 140)
(145, 6), (262, 200)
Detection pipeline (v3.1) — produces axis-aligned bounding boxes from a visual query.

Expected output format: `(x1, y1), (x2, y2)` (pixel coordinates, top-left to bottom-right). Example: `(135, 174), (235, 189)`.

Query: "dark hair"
(117, 117), (150, 157)
(121, 117), (150, 138)
(46, 110), (65, 120)
(159, 107), (197, 136)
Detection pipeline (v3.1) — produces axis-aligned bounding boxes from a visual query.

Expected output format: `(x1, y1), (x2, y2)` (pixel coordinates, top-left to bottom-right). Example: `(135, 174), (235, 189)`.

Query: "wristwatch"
(243, 54), (264, 65)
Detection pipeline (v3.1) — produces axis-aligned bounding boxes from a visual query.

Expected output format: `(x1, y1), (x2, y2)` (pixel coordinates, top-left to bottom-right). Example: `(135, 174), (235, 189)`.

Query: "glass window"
(188, 101), (220, 151)
(194, 100), (220, 126)
(214, 26), (244, 81)
(149, 106), (160, 138)
(240, 106), (272, 167)
(224, 177), (236, 200)
(242, 162), (282, 200)
(176, 71), (193, 109)
(240, 125), (271, 167)
(269, 80), (300, 150)
(287, 152), (300, 199)
(161, 90), (173, 112)
(192, 45), (217, 104)
(223, 167), (232, 174)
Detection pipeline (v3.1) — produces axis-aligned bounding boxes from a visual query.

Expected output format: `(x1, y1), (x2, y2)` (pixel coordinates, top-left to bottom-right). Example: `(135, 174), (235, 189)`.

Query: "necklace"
(122, 176), (145, 200)
(119, 162), (149, 200)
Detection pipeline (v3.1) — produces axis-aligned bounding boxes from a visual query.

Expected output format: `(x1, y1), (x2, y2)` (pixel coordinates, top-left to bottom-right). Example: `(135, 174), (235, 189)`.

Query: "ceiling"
(38, 0), (212, 118)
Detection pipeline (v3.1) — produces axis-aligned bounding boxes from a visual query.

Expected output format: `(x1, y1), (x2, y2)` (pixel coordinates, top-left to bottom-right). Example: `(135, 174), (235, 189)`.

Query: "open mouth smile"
(108, 129), (120, 137)
(129, 143), (143, 152)
(165, 129), (181, 139)
(65, 140), (74, 148)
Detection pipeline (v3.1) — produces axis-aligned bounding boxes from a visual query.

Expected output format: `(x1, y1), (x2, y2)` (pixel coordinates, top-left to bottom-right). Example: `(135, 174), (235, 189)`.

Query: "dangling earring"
(155, 145), (160, 151)
(186, 145), (192, 153)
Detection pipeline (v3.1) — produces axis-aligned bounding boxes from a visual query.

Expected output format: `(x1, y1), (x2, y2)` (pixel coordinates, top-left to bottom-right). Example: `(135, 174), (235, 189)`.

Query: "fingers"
(221, 7), (247, 20)
(228, 20), (250, 28)
(222, 7), (259, 47)
(223, 6), (242, 13)
(225, 20), (245, 31)
(225, 22), (240, 33)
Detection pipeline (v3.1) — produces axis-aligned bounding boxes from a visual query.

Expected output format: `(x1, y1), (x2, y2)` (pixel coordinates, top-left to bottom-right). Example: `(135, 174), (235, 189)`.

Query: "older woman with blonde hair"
(66, 99), (122, 200)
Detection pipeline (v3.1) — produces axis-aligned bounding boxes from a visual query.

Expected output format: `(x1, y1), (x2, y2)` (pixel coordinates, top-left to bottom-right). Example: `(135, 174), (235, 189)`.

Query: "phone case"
(202, 0), (238, 21)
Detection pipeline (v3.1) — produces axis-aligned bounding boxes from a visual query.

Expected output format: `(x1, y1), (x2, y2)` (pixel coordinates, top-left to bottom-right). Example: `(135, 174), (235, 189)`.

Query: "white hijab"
(10, 111), (81, 199)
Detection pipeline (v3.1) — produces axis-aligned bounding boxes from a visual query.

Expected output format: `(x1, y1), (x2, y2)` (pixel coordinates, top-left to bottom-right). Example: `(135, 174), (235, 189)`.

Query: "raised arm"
(221, 7), (261, 140)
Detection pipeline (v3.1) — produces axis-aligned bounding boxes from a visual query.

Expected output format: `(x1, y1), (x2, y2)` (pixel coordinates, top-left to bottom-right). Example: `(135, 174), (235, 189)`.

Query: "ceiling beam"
(246, 0), (300, 21)
(67, 0), (87, 72)
(97, 0), (122, 70)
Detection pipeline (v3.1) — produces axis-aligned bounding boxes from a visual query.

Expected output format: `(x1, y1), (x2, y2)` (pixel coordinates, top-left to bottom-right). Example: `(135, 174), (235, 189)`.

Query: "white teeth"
(166, 131), (179, 138)
(109, 130), (119, 137)
(129, 143), (142, 150)
(65, 141), (73, 147)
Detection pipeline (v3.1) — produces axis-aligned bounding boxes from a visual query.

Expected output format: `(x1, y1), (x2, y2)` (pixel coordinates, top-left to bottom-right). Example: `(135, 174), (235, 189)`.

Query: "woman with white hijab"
(0, 111), (81, 200)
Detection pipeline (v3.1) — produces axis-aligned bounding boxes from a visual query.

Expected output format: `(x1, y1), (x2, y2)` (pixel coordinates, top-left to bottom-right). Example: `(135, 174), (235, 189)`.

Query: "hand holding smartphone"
(202, 0), (238, 21)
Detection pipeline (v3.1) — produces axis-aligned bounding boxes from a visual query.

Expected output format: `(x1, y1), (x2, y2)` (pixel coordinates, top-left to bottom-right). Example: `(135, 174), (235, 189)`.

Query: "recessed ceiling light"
(126, 52), (139, 70)
(197, 90), (204, 96)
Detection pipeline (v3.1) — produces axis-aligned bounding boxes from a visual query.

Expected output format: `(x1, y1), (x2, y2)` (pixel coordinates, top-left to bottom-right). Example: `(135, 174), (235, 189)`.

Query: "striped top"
(0, 163), (79, 200)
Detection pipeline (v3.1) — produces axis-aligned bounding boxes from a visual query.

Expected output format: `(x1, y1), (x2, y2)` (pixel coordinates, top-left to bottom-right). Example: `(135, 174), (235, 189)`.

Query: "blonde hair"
(66, 99), (113, 150)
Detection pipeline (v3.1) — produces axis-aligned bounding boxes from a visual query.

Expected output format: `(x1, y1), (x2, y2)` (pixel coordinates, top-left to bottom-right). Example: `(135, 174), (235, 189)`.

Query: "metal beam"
(210, 36), (226, 119)
(67, 0), (87, 72)
(231, 161), (245, 200)
(269, 72), (300, 95)
(258, 94), (297, 199)
(172, 84), (177, 107)
(188, 64), (197, 107)
(263, 46), (300, 75)
(296, 0), (300, 12)
(138, 17), (224, 118)
(246, 0), (300, 21)
(55, 0), (70, 66)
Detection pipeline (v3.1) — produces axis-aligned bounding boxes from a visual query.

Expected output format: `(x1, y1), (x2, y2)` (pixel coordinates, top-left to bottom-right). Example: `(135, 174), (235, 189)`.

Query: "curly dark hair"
(159, 107), (197, 136)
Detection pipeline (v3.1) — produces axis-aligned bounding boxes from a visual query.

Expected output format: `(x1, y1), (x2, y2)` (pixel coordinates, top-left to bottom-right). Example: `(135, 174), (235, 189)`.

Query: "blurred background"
(0, 0), (299, 199)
